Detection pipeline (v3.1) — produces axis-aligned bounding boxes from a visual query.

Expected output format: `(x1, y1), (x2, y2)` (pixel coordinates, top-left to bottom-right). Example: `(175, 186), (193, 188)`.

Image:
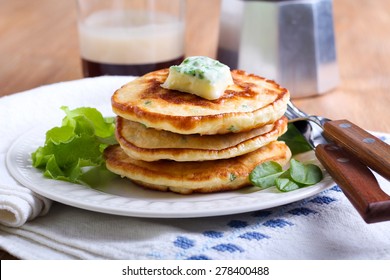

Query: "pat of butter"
(161, 56), (234, 100)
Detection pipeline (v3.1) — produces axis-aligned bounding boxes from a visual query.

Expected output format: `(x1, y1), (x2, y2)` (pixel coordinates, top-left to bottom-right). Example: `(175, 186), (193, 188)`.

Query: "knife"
(286, 102), (390, 223)
(287, 101), (390, 181)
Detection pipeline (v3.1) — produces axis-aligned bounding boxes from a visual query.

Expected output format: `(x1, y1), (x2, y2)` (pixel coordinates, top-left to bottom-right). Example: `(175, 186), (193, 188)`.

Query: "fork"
(285, 100), (390, 223)
(286, 100), (390, 180)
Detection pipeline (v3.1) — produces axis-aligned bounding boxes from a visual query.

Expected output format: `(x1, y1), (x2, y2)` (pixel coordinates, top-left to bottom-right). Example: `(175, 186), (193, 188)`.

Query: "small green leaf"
(275, 177), (301, 192)
(290, 158), (323, 185)
(249, 159), (323, 192)
(249, 161), (284, 189)
(278, 123), (312, 155)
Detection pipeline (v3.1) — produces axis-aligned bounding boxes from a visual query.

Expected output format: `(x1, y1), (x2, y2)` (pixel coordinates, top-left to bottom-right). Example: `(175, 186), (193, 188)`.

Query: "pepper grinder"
(217, 0), (339, 98)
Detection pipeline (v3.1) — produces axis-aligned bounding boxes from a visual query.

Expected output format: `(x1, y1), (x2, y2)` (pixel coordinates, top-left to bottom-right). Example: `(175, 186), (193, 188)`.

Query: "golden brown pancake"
(112, 68), (289, 135)
(116, 116), (288, 162)
(104, 141), (291, 194)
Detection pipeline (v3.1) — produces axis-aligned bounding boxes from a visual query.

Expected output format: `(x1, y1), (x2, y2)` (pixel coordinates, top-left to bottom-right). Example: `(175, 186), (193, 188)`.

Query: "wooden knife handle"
(323, 120), (390, 180)
(315, 143), (390, 223)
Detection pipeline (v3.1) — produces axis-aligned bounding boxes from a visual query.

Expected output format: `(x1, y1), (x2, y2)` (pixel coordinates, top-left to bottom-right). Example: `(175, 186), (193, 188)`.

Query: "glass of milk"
(76, 0), (185, 77)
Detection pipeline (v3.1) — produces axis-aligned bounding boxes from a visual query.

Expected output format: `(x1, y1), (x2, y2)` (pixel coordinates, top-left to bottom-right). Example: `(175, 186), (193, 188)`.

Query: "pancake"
(104, 141), (291, 194)
(112, 68), (289, 135)
(116, 116), (288, 162)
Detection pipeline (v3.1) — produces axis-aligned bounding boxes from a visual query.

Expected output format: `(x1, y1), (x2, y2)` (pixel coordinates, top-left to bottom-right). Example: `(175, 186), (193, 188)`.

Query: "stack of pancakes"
(104, 68), (291, 194)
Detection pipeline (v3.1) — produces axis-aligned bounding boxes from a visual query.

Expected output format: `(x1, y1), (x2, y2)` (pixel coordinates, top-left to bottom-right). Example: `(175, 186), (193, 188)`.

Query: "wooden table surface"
(1, 0), (389, 259)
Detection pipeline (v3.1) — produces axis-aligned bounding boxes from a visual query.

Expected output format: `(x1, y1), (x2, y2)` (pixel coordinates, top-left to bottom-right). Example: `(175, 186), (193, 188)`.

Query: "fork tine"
(286, 101), (305, 120)
(287, 100), (330, 127)
(287, 100), (308, 118)
(284, 107), (295, 120)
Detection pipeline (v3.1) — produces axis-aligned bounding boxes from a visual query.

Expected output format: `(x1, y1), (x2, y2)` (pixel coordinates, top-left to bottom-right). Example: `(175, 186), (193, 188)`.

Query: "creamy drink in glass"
(77, 0), (185, 77)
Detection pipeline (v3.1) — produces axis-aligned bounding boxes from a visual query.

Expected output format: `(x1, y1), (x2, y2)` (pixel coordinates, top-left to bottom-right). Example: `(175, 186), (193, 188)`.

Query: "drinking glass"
(77, 0), (186, 77)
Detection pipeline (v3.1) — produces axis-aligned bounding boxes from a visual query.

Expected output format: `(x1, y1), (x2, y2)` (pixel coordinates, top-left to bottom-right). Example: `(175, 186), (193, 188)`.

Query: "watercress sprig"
(249, 159), (323, 192)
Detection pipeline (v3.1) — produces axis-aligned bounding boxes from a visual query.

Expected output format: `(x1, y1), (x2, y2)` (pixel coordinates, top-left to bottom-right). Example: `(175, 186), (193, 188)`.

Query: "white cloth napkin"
(0, 183), (51, 228)
(0, 77), (129, 228)
(0, 152), (51, 227)
(1, 77), (390, 260)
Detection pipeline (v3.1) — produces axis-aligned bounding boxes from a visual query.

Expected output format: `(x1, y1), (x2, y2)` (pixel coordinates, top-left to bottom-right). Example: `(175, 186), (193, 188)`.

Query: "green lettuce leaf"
(31, 106), (117, 187)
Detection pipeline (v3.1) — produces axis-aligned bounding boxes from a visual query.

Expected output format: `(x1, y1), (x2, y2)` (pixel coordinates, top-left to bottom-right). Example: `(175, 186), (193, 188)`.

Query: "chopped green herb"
(241, 104), (250, 110)
(228, 125), (237, 132)
(229, 173), (237, 182)
(171, 56), (230, 83)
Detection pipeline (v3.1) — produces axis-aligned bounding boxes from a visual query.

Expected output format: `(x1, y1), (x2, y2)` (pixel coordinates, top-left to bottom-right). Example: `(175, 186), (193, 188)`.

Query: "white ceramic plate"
(6, 124), (334, 218)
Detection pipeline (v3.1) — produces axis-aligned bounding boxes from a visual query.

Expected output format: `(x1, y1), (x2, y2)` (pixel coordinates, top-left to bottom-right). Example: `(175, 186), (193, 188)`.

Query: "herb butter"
(161, 56), (234, 100)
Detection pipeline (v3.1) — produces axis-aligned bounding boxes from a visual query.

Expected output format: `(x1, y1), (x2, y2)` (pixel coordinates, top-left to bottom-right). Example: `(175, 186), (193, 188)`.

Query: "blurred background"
(0, 0), (220, 95)
(0, 0), (389, 132)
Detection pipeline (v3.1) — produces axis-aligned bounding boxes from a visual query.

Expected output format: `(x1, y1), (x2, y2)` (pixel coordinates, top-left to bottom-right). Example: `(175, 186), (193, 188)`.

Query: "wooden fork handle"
(323, 119), (390, 180)
(315, 143), (390, 223)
